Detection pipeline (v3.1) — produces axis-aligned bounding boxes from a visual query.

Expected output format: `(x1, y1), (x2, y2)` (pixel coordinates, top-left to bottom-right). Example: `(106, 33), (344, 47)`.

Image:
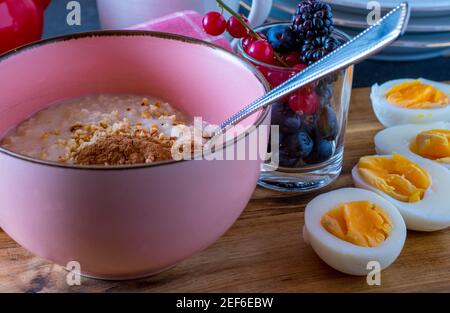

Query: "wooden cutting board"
(1, 85), (450, 293)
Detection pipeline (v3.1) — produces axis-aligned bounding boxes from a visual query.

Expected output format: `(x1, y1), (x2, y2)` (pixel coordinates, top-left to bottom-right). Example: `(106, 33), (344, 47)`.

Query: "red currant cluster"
(202, 12), (245, 37)
(202, 11), (275, 64)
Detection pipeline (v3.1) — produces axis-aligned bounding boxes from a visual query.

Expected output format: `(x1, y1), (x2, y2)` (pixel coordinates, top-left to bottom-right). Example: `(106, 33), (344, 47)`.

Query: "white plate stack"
(242, 0), (450, 61)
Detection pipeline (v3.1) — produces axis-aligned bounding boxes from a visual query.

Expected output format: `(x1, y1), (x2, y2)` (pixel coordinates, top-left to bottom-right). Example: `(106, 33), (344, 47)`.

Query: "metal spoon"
(219, 2), (410, 130)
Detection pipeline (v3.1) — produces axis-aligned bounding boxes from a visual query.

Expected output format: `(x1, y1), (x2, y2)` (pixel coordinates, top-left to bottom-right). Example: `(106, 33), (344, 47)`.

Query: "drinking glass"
(238, 22), (354, 192)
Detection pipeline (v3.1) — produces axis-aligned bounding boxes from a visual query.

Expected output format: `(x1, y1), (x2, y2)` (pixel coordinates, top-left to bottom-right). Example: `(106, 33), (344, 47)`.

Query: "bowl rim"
(0, 30), (271, 171)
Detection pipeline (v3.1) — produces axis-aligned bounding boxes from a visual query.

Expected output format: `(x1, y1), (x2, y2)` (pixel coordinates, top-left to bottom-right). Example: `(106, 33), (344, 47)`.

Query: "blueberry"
(267, 25), (297, 53)
(283, 115), (302, 134)
(300, 113), (316, 136)
(279, 148), (298, 168)
(315, 78), (335, 107)
(259, 29), (269, 37)
(271, 102), (287, 121)
(282, 131), (314, 158)
(271, 102), (301, 135)
(316, 82), (334, 106)
(320, 96), (333, 107)
(317, 106), (338, 140)
(323, 72), (339, 84)
(304, 138), (334, 164)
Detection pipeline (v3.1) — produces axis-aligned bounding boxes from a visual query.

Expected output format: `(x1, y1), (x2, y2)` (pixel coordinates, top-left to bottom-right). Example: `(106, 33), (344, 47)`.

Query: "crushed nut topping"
(70, 123), (83, 132)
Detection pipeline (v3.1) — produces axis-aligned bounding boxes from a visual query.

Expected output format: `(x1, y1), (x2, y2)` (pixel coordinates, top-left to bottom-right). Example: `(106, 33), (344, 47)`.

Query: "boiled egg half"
(375, 122), (450, 170)
(371, 78), (450, 127)
(352, 153), (450, 231)
(304, 188), (406, 275)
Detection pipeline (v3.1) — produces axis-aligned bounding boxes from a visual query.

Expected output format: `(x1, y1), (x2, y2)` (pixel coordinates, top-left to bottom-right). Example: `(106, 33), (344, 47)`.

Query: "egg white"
(304, 188), (406, 276)
(352, 155), (450, 231)
(371, 78), (450, 127)
(375, 122), (450, 170)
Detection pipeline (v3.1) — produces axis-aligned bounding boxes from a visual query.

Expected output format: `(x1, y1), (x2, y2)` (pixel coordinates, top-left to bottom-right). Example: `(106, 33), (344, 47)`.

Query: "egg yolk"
(321, 201), (392, 247)
(385, 80), (450, 109)
(358, 153), (430, 203)
(410, 129), (450, 164)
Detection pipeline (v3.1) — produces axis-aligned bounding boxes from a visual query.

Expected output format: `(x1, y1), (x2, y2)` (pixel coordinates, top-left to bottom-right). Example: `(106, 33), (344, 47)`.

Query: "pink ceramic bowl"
(0, 31), (270, 279)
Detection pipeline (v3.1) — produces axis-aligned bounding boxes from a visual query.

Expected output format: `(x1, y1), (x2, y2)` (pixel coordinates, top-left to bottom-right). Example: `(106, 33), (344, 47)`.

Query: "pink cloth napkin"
(127, 10), (232, 51)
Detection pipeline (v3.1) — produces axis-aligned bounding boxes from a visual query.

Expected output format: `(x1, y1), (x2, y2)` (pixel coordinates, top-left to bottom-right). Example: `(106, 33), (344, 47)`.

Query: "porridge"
(1, 95), (211, 165)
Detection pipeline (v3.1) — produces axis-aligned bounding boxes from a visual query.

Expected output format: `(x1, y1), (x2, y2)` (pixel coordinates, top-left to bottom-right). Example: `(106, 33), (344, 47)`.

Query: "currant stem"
(273, 52), (289, 68)
(215, 0), (289, 67)
(216, 0), (260, 38)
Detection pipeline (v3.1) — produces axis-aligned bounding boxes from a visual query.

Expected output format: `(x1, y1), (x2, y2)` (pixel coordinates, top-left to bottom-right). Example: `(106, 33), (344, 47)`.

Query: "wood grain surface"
(1, 86), (450, 293)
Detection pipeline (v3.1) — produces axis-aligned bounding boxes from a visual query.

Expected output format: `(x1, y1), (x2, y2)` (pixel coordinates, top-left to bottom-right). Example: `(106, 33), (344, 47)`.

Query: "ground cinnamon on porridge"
(75, 135), (173, 165)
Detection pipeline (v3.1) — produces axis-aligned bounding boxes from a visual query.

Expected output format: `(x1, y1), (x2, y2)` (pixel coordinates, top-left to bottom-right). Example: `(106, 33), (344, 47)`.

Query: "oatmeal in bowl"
(1, 94), (212, 166)
(0, 31), (270, 279)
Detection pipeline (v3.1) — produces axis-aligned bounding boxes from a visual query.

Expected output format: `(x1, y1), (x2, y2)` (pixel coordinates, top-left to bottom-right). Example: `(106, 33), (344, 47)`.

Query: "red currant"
(242, 32), (266, 52)
(266, 70), (291, 88)
(293, 63), (308, 71)
(288, 87), (320, 114)
(283, 51), (302, 67)
(270, 55), (283, 66)
(202, 12), (227, 36)
(288, 63), (308, 79)
(247, 40), (274, 64)
(227, 16), (248, 38)
(256, 65), (270, 78)
(242, 35), (257, 52)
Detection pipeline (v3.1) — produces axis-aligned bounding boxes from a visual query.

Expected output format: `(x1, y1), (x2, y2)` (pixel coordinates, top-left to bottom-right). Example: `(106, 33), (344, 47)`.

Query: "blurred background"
(42, 0), (450, 88)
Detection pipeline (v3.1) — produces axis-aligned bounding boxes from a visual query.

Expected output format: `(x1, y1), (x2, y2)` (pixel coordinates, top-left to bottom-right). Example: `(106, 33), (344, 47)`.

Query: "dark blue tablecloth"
(43, 0), (450, 88)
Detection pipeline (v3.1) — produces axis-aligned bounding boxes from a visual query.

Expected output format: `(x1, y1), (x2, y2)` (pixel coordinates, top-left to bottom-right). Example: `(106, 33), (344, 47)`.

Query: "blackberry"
(301, 36), (339, 65)
(267, 25), (298, 53)
(291, 0), (334, 42)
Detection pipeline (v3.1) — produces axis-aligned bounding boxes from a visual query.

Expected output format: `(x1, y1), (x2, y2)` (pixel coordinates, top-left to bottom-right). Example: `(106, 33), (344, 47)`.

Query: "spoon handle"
(220, 2), (410, 130)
